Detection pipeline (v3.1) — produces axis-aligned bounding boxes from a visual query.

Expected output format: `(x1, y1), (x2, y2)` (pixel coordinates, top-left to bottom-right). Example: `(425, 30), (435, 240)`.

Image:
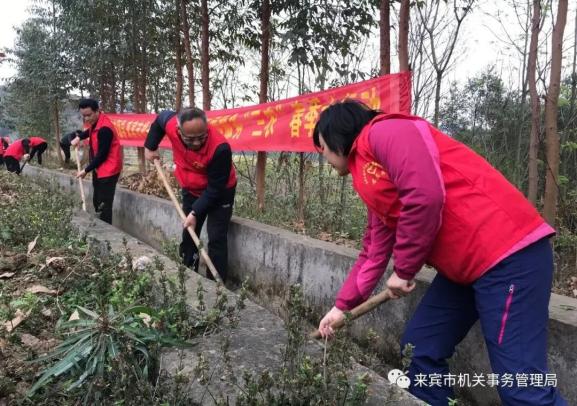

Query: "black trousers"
(180, 187), (235, 282)
(5, 156), (20, 173)
(33, 143), (48, 165)
(0, 155), (4, 168)
(60, 141), (71, 163)
(92, 173), (119, 224)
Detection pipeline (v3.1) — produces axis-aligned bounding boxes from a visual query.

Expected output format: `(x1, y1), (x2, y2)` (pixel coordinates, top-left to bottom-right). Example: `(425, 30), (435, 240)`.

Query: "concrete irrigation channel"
(23, 165), (577, 405)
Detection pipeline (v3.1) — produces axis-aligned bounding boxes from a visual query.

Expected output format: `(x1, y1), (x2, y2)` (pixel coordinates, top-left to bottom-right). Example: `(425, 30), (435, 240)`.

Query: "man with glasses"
(144, 107), (237, 282)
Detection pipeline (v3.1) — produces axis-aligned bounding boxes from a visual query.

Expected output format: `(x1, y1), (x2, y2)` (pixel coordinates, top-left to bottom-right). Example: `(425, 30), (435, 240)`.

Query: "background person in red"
(313, 100), (566, 406)
(71, 98), (123, 224)
(144, 107), (237, 282)
(4, 137), (48, 174)
(0, 136), (9, 168)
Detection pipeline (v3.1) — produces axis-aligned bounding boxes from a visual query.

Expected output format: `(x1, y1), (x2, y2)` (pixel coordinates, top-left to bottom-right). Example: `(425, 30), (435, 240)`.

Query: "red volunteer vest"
(348, 114), (548, 284)
(28, 137), (46, 148)
(165, 116), (237, 195)
(4, 139), (25, 160)
(89, 113), (123, 177)
(4, 137), (46, 160)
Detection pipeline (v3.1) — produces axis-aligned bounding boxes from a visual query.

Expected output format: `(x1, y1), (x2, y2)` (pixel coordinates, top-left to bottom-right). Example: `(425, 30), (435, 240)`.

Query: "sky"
(0, 1), (575, 90)
(0, 0), (31, 81)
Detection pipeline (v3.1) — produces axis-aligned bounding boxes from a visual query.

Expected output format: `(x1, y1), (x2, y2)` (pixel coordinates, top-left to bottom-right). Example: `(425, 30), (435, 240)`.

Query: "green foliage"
(28, 305), (191, 400)
(0, 173), (75, 249)
(234, 153), (366, 246)
(233, 285), (369, 405)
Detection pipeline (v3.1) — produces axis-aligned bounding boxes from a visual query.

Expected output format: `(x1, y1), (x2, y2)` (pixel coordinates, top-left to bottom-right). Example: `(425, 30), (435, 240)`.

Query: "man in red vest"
(71, 98), (123, 224)
(313, 100), (566, 405)
(144, 107), (237, 282)
(4, 137), (48, 174)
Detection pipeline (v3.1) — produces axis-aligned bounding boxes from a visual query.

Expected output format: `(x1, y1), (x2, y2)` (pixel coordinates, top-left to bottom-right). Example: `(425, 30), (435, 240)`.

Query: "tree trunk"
(175, 0), (184, 111)
(175, 44), (184, 111)
(527, 0), (541, 205)
(568, 7), (577, 124)
(543, 0), (568, 226)
(179, 0), (195, 107)
(120, 57), (127, 112)
(398, 0), (410, 72)
(433, 71), (442, 127)
(256, 0), (271, 211)
(380, 0), (390, 75)
(201, 0), (210, 110)
(53, 99), (63, 166)
(297, 153), (305, 223)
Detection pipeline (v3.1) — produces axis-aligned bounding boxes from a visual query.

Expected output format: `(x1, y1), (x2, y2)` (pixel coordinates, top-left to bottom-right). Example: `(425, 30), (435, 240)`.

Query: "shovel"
(153, 158), (223, 284)
(310, 288), (395, 339)
(74, 146), (87, 211)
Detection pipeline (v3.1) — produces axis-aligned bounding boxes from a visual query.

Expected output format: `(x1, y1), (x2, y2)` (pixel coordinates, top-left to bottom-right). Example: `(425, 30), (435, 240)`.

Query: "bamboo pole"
(74, 146), (87, 211)
(153, 159), (222, 283)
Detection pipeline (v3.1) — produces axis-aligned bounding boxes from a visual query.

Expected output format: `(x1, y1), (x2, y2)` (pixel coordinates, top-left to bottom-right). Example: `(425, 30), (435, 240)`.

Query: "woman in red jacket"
(314, 100), (566, 406)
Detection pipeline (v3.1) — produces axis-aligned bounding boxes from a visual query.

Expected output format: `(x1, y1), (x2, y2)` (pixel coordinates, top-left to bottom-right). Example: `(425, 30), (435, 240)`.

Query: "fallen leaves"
(0, 253), (28, 272)
(27, 236), (39, 255)
(0, 272), (15, 279)
(20, 333), (59, 353)
(26, 285), (59, 295)
(120, 169), (178, 198)
(3, 309), (32, 333)
(38, 256), (66, 272)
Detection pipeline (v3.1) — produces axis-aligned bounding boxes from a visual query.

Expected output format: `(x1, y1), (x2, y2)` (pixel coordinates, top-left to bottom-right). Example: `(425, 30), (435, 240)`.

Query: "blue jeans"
(401, 238), (567, 405)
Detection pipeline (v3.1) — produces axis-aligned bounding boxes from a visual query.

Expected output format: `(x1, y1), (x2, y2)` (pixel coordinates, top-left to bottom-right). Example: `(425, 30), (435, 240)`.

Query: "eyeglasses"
(180, 131), (208, 144)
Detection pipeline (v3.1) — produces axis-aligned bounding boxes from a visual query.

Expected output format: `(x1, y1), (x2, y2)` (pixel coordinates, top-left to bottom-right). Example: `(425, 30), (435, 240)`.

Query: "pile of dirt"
(119, 168), (179, 199)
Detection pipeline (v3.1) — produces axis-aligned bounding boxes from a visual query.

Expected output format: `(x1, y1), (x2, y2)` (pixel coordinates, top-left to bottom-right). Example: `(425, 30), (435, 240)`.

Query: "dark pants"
(60, 141), (71, 163)
(0, 155), (4, 168)
(5, 156), (20, 173)
(92, 173), (119, 224)
(33, 142), (48, 165)
(401, 238), (566, 405)
(179, 188), (235, 282)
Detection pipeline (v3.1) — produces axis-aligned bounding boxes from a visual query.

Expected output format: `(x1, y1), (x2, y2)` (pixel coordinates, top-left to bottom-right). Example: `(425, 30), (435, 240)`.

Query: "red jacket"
(340, 114), (553, 305)
(164, 116), (237, 195)
(88, 113), (123, 177)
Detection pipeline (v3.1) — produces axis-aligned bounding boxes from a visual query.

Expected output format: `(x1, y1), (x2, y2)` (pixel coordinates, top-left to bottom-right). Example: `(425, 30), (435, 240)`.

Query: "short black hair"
(178, 107), (207, 125)
(313, 99), (381, 156)
(78, 98), (99, 111)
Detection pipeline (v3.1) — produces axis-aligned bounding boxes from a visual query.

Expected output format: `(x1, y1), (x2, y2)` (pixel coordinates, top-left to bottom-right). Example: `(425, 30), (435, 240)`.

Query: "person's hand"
(145, 148), (160, 162)
(318, 306), (345, 339)
(386, 272), (416, 299)
(71, 136), (80, 147)
(22, 154), (30, 161)
(183, 211), (196, 229)
(76, 169), (87, 179)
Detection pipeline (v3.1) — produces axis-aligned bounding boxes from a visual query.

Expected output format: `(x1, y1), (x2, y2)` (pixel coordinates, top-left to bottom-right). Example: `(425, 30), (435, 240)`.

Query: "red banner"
(109, 72), (411, 152)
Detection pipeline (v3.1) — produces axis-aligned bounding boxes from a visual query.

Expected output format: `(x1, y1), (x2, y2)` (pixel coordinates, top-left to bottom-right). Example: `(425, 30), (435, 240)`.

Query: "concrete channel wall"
(25, 166), (577, 405)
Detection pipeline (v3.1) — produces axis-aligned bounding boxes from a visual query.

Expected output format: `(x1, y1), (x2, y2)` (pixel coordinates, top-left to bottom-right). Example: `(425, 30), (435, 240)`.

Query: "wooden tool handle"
(153, 159), (223, 283)
(310, 288), (395, 339)
(74, 146), (87, 211)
